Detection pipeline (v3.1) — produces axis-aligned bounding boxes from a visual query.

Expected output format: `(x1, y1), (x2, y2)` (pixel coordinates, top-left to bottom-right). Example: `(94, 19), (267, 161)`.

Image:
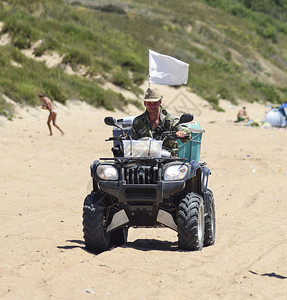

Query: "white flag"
(149, 50), (189, 85)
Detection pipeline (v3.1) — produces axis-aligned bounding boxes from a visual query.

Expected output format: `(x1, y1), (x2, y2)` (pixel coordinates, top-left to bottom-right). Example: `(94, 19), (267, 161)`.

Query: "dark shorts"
(235, 117), (246, 123)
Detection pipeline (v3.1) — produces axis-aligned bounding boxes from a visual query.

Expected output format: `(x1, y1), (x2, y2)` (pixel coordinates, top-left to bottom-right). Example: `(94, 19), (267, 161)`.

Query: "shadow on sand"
(57, 239), (85, 250)
(123, 239), (179, 252)
(249, 270), (287, 280)
(57, 239), (180, 253)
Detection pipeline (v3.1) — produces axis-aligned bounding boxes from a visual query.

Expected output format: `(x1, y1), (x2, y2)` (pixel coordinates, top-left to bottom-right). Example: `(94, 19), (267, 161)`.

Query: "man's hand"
(176, 131), (187, 138)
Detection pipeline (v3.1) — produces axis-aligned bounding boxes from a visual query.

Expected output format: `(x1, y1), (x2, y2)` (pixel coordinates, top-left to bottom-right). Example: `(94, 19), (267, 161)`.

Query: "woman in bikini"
(38, 92), (64, 136)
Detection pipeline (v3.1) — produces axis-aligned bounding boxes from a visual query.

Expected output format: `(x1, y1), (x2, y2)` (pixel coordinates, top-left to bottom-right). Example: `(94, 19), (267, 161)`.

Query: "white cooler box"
(123, 140), (163, 158)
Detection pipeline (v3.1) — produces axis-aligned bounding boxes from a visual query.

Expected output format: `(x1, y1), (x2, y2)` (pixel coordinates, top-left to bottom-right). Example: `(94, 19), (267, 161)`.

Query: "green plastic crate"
(177, 121), (205, 162)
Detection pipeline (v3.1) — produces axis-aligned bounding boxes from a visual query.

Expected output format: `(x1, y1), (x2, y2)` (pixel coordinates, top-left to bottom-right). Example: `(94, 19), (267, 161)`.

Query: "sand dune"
(0, 85), (286, 299)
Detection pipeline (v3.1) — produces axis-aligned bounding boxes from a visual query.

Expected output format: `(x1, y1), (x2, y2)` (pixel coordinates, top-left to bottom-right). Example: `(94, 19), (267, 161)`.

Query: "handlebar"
(160, 131), (190, 140)
(105, 136), (130, 141)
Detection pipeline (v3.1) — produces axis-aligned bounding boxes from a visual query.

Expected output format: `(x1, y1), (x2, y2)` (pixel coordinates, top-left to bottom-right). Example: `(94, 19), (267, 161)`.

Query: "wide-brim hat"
(142, 88), (163, 102)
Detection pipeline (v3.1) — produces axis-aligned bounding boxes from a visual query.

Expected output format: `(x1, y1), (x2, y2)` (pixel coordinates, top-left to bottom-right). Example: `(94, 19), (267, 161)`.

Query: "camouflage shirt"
(131, 106), (188, 156)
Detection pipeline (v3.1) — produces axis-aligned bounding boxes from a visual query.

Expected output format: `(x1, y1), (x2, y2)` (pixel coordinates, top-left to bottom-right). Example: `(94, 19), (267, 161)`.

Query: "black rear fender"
(201, 166), (211, 193)
(201, 166), (211, 212)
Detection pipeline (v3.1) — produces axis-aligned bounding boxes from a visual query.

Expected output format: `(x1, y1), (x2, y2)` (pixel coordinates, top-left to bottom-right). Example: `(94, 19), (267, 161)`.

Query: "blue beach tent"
(278, 103), (287, 118)
(264, 103), (287, 127)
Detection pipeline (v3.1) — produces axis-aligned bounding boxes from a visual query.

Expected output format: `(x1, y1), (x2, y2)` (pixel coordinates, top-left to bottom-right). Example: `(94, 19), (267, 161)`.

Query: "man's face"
(144, 100), (162, 116)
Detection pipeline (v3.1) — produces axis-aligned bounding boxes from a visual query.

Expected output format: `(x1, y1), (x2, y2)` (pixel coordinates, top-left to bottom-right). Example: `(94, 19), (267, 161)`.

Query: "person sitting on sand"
(38, 92), (64, 136)
(236, 106), (250, 122)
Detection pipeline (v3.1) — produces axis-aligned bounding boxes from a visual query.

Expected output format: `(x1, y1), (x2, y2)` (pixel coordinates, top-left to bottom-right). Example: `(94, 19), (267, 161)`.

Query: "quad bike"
(82, 113), (215, 253)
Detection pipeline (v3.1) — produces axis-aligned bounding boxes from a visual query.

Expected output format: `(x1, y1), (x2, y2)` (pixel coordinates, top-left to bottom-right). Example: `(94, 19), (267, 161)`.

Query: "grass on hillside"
(0, 0), (145, 114)
(0, 45), (143, 112)
(0, 95), (14, 120)
(1, 0), (287, 118)
(88, 1), (287, 105)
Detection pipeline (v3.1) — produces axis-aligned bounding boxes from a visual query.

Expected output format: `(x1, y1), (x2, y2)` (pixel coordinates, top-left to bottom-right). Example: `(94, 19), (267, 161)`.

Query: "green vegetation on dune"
(0, 0), (146, 116)
(0, 45), (134, 113)
(1, 0), (287, 117)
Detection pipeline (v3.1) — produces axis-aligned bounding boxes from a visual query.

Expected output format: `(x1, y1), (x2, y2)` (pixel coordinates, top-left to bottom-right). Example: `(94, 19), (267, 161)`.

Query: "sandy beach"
(0, 85), (286, 299)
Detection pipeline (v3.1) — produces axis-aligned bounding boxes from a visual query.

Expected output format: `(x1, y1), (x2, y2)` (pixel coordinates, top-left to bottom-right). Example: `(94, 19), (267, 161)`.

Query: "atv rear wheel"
(82, 193), (110, 254)
(110, 227), (128, 246)
(178, 192), (204, 251)
(204, 189), (216, 246)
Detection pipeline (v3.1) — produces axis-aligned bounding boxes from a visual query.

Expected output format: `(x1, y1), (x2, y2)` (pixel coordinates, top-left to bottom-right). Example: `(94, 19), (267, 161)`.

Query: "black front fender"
(90, 160), (100, 178)
(187, 160), (200, 178)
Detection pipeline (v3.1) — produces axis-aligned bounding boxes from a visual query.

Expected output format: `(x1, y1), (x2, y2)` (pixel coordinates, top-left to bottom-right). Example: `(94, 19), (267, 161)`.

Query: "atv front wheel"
(204, 189), (216, 246)
(178, 192), (204, 251)
(82, 193), (110, 254)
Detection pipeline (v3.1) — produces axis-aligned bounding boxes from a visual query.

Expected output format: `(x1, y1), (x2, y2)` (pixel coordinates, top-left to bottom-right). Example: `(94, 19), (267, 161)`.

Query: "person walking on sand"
(38, 92), (64, 136)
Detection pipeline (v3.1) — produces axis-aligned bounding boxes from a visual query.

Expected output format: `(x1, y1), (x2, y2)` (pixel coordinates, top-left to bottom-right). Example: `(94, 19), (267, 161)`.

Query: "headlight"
(164, 165), (188, 181)
(96, 165), (118, 180)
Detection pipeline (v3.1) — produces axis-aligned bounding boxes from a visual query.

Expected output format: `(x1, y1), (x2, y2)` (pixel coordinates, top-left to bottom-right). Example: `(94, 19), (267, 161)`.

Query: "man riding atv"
(132, 88), (189, 156)
(82, 88), (215, 254)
